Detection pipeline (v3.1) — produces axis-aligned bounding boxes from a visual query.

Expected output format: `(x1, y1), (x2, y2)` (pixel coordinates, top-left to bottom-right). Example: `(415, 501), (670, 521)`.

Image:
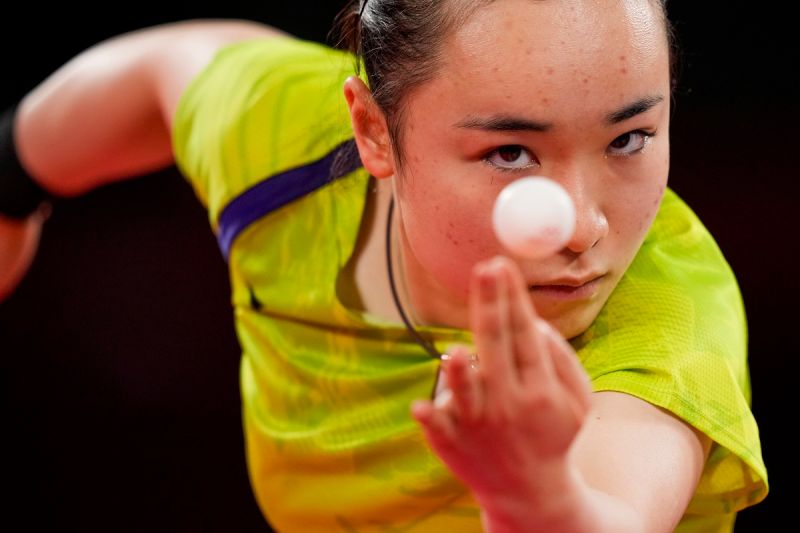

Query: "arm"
(412, 256), (711, 533)
(0, 208), (48, 301)
(14, 18), (287, 196)
(0, 18), (288, 301)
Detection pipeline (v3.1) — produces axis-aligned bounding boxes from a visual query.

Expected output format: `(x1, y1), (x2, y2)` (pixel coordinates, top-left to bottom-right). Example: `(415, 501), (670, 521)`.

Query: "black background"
(1, 2), (796, 531)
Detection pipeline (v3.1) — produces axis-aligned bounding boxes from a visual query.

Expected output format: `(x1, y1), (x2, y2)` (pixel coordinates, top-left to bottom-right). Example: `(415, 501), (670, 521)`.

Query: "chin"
(552, 321), (585, 341)
(547, 305), (602, 341)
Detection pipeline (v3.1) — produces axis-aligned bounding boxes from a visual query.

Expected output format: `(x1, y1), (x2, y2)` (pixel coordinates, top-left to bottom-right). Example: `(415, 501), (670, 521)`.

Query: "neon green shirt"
(172, 37), (767, 533)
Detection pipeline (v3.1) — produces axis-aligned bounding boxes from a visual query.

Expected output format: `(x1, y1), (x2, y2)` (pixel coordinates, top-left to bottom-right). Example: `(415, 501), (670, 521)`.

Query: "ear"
(343, 76), (395, 179)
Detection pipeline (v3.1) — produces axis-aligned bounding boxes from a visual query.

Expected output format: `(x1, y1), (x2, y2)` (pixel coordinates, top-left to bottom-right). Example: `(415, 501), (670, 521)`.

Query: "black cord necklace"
(385, 197), (441, 360)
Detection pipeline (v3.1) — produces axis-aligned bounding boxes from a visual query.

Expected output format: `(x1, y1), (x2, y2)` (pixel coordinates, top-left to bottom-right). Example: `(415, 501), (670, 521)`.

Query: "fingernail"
(480, 265), (497, 300)
(434, 388), (453, 408)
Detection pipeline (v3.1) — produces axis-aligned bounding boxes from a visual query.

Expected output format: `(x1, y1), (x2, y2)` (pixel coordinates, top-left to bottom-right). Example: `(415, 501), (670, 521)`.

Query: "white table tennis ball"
(492, 176), (576, 259)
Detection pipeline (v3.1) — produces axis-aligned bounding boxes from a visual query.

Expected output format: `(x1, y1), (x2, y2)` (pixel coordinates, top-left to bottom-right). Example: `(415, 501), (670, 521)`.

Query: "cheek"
(398, 178), (501, 301)
(610, 173), (667, 251)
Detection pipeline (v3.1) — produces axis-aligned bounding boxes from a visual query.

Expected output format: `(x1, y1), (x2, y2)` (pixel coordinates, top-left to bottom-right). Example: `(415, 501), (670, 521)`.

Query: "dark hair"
(330, 0), (677, 166)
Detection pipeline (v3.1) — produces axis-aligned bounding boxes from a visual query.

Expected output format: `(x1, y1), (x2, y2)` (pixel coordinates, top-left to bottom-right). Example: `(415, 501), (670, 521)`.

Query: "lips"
(528, 274), (605, 300)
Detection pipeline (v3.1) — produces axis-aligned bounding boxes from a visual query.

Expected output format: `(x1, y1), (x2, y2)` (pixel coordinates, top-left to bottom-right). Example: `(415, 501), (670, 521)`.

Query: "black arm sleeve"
(1, 105), (51, 219)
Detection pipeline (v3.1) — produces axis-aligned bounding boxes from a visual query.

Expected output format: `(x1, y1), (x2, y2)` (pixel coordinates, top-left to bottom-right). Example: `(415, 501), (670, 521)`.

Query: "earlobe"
(343, 76), (395, 179)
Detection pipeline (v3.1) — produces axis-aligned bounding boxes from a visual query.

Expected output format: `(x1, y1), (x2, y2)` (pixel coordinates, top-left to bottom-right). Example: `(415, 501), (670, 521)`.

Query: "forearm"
(478, 465), (643, 533)
(14, 36), (173, 197)
(0, 210), (46, 301)
(15, 19), (285, 197)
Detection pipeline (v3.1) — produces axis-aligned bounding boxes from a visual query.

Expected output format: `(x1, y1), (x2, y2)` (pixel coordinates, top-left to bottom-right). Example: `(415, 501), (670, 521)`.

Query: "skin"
(347, 0), (709, 531)
(353, 0), (670, 340)
(0, 208), (48, 301)
(2, 5), (709, 532)
(1, 18), (284, 297)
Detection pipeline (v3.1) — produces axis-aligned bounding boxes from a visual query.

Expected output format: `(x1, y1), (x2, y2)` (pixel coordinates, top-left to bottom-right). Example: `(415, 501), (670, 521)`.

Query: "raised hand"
(412, 256), (593, 522)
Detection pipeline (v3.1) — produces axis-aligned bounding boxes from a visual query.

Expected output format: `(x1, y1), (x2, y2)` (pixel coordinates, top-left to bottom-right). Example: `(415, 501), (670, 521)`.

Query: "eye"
(607, 130), (653, 156)
(485, 145), (539, 171)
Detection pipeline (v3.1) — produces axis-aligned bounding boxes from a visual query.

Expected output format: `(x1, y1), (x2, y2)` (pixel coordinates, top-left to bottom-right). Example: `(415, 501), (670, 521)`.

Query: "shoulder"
(139, 19), (292, 130)
(574, 187), (768, 516)
(171, 30), (357, 166)
(170, 31), (359, 227)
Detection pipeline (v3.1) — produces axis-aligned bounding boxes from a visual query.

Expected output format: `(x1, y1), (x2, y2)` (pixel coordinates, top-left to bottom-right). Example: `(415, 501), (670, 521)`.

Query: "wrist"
(0, 210), (45, 301)
(476, 460), (642, 533)
(1, 104), (53, 220)
(476, 459), (582, 533)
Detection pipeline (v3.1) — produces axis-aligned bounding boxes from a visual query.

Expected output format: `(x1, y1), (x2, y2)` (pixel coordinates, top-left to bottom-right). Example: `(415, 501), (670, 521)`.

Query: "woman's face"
(392, 0), (671, 339)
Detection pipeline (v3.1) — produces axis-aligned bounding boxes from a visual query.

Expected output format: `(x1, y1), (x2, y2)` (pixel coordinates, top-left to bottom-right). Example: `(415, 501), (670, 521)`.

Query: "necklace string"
(385, 197), (441, 360)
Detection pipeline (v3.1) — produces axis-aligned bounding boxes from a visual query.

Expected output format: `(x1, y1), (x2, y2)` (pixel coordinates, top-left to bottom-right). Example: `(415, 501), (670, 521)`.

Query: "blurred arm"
(0, 209), (47, 301)
(1, 18), (289, 301)
(14, 18), (288, 196)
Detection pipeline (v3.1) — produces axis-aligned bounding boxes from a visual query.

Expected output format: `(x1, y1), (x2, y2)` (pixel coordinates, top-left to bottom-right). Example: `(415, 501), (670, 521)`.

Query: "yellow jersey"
(172, 37), (767, 533)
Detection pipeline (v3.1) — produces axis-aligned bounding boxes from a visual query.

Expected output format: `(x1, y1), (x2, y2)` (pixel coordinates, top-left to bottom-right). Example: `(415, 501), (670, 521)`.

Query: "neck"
(387, 192), (469, 332)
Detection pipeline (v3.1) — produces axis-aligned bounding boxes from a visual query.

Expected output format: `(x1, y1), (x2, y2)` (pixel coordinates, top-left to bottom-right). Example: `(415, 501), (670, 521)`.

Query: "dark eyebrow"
(454, 115), (552, 132)
(605, 95), (665, 125)
(454, 95), (665, 133)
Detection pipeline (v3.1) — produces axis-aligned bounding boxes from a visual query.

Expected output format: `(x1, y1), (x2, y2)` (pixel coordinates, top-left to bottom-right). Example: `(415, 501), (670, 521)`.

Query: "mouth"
(528, 275), (605, 301)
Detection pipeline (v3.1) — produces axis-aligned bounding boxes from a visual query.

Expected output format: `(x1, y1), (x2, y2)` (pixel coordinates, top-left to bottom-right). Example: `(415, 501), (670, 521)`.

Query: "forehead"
(425, 0), (669, 121)
(452, 0), (666, 67)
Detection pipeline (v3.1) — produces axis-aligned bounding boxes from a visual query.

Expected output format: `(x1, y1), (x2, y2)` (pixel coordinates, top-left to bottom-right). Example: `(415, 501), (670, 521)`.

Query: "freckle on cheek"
(639, 214), (653, 232)
(445, 231), (459, 246)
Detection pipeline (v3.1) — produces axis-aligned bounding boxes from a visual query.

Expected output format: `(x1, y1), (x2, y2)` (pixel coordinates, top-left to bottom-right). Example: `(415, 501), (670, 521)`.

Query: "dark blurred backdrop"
(1, 1), (796, 531)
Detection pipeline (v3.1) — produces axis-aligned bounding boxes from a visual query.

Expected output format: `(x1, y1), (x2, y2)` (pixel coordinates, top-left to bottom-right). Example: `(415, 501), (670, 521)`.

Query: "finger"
(538, 320), (593, 415)
(444, 345), (483, 423)
(469, 258), (515, 394)
(500, 258), (556, 383)
(411, 399), (460, 453)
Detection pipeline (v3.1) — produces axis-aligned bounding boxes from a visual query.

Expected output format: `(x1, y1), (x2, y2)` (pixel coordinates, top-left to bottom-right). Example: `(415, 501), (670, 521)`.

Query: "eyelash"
(607, 129), (657, 157)
(482, 129), (657, 172)
(482, 146), (539, 173)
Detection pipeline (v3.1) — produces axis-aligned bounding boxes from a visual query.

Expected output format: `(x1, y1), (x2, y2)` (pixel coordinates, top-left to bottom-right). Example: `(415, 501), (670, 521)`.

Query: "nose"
(562, 181), (608, 254)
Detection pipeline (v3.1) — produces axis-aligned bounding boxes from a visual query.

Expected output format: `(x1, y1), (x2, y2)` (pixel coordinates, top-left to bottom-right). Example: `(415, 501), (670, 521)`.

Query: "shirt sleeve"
(171, 37), (359, 232)
(572, 188), (768, 515)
